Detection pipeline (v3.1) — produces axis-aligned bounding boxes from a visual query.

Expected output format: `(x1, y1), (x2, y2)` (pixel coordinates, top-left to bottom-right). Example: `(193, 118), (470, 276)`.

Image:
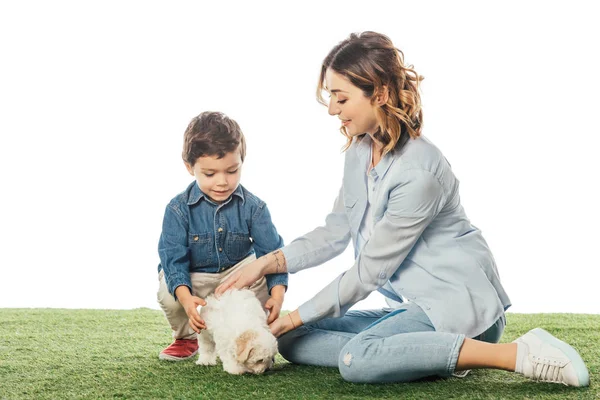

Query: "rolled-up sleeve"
(158, 203), (191, 299)
(297, 170), (446, 324)
(282, 184), (352, 273)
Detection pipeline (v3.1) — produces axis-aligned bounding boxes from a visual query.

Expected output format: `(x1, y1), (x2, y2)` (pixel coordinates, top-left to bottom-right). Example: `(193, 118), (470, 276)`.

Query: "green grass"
(0, 309), (597, 400)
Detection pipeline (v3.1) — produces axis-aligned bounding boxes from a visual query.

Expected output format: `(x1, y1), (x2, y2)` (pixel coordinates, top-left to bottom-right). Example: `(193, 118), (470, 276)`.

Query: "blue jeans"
(278, 302), (505, 383)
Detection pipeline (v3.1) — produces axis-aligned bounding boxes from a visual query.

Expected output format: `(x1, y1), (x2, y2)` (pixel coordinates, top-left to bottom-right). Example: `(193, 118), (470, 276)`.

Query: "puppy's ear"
(236, 330), (258, 363)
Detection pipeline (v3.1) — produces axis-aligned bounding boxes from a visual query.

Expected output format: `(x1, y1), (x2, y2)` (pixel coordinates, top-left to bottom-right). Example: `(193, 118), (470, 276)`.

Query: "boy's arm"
(264, 283), (286, 324)
(250, 202), (288, 294)
(270, 284), (286, 300)
(158, 203), (192, 300)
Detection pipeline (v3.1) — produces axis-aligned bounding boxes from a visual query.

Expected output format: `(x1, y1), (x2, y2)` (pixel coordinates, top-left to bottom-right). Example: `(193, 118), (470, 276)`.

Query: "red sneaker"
(159, 339), (199, 361)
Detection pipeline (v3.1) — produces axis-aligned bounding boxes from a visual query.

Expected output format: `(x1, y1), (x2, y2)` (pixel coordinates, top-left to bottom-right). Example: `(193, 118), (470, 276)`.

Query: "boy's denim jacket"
(158, 182), (287, 298)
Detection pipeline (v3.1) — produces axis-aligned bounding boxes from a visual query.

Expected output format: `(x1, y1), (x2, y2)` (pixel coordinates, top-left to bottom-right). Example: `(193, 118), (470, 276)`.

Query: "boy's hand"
(265, 285), (285, 324)
(183, 296), (207, 333)
(175, 286), (207, 333)
(265, 296), (283, 324)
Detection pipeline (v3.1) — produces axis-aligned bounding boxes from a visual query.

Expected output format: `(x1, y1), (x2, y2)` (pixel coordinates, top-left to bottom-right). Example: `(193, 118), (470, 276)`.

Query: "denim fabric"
(282, 135), (511, 338)
(278, 302), (505, 383)
(158, 182), (287, 297)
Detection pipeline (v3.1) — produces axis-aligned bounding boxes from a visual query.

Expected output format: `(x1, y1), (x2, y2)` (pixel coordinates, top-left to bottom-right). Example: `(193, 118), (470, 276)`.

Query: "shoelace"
(531, 356), (564, 384)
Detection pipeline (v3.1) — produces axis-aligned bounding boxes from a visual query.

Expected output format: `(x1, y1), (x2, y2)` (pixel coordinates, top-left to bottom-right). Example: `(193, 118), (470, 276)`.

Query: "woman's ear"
(375, 85), (389, 106)
(184, 162), (195, 176)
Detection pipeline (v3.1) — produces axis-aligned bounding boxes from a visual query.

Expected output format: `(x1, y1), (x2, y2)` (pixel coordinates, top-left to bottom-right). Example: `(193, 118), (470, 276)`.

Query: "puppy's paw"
(196, 353), (218, 366)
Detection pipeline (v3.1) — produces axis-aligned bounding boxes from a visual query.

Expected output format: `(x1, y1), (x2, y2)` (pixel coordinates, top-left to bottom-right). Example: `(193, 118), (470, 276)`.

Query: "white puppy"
(196, 289), (278, 375)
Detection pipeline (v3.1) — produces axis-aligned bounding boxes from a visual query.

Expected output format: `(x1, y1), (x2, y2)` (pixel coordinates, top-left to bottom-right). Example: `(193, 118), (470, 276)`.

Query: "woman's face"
(325, 68), (379, 137)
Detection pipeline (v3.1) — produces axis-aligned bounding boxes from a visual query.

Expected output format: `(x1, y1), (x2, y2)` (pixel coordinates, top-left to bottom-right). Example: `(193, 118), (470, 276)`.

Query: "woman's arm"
(215, 184), (352, 295)
(297, 170), (446, 325)
(280, 184), (352, 274)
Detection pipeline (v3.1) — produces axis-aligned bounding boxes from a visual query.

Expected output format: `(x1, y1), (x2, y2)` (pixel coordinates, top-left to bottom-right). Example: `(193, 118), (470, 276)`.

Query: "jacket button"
(193, 236), (199, 241)
(219, 248), (223, 252)
(218, 227), (223, 233)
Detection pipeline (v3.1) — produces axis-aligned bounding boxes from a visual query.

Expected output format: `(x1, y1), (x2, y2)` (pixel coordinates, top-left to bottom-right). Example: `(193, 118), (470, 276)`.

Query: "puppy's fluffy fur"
(196, 289), (277, 375)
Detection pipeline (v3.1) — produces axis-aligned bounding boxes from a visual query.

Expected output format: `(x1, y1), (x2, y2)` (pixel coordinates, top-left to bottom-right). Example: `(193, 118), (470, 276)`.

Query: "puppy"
(196, 289), (277, 375)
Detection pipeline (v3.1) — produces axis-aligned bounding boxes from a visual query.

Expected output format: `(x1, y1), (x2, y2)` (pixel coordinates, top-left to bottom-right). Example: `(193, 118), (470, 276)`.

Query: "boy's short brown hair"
(182, 111), (246, 166)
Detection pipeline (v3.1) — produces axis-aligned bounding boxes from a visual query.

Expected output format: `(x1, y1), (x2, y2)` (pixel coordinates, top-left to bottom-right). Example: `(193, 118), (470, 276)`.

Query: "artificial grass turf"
(0, 309), (597, 399)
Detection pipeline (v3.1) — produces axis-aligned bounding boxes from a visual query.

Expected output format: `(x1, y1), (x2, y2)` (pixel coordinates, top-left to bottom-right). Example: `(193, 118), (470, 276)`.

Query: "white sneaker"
(513, 328), (589, 387)
(452, 369), (471, 378)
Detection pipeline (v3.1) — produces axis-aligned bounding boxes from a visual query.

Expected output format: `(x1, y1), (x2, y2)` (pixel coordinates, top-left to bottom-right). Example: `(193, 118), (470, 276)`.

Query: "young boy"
(156, 111), (287, 361)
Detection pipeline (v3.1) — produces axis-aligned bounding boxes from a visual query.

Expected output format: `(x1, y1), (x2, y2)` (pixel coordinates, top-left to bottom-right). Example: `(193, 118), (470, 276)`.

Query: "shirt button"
(219, 248), (223, 252)
(193, 236), (199, 241)
(218, 227), (223, 233)
(378, 272), (386, 279)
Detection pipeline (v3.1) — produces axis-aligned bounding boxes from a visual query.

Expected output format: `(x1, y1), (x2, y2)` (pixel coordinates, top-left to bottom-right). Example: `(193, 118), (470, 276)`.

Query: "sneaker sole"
(530, 328), (590, 387)
(159, 350), (198, 361)
(452, 369), (471, 378)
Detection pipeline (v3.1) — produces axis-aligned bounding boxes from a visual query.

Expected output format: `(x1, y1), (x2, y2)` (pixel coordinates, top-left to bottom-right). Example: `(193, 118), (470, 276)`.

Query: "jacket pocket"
(344, 195), (362, 233)
(189, 232), (213, 267)
(344, 195), (358, 209)
(226, 232), (252, 261)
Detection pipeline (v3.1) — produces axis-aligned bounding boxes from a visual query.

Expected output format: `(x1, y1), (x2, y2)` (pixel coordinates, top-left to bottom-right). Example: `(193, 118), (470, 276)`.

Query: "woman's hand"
(215, 258), (266, 296)
(215, 250), (287, 296)
(269, 310), (302, 338)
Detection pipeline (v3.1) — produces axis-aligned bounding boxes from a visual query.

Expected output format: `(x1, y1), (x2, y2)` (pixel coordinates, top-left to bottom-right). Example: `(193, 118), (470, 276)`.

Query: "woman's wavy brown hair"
(317, 31), (424, 155)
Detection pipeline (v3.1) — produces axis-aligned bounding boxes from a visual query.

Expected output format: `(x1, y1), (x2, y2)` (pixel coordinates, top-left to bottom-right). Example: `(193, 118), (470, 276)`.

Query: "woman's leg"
(278, 309), (390, 367)
(455, 313), (516, 372)
(339, 307), (589, 387)
(337, 303), (453, 383)
(456, 339), (517, 371)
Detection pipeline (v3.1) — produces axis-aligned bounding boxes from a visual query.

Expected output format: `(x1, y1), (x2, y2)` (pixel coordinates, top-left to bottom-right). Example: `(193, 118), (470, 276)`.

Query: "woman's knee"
(277, 327), (309, 363)
(337, 336), (378, 383)
(277, 333), (294, 362)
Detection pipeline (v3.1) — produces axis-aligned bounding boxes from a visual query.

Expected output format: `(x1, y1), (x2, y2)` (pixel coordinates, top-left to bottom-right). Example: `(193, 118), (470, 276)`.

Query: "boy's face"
(185, 150), (243, 204)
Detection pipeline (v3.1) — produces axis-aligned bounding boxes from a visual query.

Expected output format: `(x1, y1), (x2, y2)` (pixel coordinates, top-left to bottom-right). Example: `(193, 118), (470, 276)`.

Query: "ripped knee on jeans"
(342, 352), (353, 366)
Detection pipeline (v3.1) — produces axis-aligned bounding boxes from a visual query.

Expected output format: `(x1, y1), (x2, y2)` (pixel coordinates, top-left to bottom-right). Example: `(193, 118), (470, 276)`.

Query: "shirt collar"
(187, 182), (245, 206)
(355, 134), (396, 180)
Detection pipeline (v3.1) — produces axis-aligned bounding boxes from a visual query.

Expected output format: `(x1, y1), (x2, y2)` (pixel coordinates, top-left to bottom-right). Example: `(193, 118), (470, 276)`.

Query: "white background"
(1, 1), (598, 314)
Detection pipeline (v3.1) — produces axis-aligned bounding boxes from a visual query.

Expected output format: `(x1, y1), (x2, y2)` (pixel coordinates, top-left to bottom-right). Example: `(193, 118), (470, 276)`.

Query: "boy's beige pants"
(157, 254), (269, 340)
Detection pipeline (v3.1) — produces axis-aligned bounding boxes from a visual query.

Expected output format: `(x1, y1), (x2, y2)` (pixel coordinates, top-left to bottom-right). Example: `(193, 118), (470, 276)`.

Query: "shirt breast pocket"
(226, 232), (252, 261)
(344, 195), (361, 230)
(188, 232), (213, 267)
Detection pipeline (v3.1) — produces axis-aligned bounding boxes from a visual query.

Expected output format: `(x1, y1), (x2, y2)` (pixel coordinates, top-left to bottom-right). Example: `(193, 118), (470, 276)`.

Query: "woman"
(215, 31), (589, 386)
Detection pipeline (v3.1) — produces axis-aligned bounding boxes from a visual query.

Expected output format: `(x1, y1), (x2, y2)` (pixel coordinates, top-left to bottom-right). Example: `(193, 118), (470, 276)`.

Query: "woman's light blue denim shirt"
(158, 182), (287, 298)
(282, 135), (511, 338)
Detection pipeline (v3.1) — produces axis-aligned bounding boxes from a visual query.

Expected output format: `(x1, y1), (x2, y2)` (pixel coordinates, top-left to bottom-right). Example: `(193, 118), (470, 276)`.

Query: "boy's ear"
(184, 162), (195, 176)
